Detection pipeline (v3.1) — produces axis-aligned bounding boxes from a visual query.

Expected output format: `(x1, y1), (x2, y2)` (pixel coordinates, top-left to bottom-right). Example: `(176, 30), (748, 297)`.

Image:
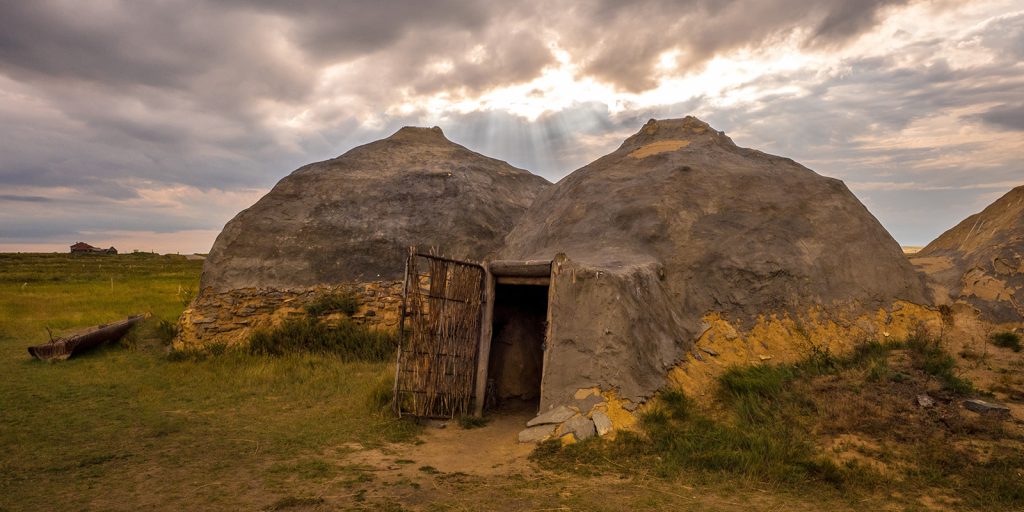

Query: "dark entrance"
(486, 283), (549, 412)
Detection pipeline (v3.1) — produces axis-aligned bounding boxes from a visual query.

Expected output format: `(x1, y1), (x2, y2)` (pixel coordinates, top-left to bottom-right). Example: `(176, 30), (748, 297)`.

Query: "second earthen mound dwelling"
(911, 185), (1024, 325)
(497, 117), (933, 423)
(176, 126), (550, 348)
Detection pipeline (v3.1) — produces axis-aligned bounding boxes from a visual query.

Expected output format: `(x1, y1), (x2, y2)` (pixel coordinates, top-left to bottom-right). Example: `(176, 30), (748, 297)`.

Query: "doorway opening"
(485, 282), (549, 414)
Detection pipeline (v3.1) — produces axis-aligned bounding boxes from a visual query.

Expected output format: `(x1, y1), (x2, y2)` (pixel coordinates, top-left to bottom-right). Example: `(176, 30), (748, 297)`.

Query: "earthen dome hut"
(176, 126), (550, 348)
(483, 117), (934, 430)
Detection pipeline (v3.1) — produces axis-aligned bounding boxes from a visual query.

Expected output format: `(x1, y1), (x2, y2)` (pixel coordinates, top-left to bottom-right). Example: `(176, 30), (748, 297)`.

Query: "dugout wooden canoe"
(28, 315), (143, 361)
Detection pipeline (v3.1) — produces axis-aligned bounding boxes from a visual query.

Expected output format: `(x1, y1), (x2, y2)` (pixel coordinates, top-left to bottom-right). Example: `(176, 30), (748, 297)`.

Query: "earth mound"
(501, 116), (931, 405)
(912, 185), (1024, 324)
(202, 126), (550, 292)
(178, 127), (549, 349)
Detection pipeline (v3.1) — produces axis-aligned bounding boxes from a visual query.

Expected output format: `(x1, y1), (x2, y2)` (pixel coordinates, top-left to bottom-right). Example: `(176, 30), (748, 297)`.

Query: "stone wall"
(174, 281), (404, 350)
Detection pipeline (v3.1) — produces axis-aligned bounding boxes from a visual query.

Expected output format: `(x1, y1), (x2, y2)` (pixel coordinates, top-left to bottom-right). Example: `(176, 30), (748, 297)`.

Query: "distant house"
(70, 242), (117, 255)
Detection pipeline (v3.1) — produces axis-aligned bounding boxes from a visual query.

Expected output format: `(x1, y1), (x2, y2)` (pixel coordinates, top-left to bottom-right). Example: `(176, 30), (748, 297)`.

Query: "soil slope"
(912, 185), (1024, 323)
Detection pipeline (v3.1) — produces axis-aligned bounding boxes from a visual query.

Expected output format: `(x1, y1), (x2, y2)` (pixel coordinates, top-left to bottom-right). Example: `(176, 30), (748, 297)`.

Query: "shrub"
(990, 332), (1022, 352)
(366, 368), (397, 413)
(249, 317), (395, 361)
(718, 364), (794, 401)
(905, 334), (973, 395)
(155, 319), (178, 345)
(305, 290), (359, 317)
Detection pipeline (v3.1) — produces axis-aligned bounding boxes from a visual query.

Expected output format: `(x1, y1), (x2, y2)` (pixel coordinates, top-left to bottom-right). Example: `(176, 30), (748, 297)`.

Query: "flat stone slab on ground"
(963, 398), (1010, 416)
(527, 405), (575, 427)
(518, 424), (556, 443)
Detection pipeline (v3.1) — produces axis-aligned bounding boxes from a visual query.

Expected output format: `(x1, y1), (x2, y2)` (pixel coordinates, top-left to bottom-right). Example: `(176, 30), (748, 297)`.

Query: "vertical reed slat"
(394, 250), (484, 418)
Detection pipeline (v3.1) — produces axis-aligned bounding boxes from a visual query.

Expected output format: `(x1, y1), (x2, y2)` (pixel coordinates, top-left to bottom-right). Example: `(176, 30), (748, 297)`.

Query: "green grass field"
(0, 254), (416, 511)
(3, 253), (1020, 511)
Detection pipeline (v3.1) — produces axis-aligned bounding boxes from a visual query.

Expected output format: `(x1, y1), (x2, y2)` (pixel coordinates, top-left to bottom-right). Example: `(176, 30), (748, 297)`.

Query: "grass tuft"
(456, 415), (490, 429)
(305, 290), (359, 317)
(155, 319), (178, 345)
(905, 334), (973, 395)
(249, 316), (396, 361)
(267, 496), (324, 510)
(990, 331), (1022, 352)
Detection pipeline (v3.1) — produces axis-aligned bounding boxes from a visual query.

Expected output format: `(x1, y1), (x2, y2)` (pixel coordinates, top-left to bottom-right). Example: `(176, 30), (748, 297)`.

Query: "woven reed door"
(394, 250), (485, 418)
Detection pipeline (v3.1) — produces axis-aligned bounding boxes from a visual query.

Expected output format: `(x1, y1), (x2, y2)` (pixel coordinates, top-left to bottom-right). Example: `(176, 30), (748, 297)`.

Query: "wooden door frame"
(471, 259), (553, 417)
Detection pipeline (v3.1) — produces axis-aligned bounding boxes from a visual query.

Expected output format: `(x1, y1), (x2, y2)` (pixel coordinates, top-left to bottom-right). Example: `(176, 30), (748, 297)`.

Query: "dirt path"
(344, 404), (535, 478)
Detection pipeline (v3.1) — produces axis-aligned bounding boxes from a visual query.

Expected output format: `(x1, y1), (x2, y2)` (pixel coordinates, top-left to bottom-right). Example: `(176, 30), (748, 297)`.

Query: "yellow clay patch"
(672, 302), (942, 397)
(600, 389), (637, 431)
(628, 139), (690, 158)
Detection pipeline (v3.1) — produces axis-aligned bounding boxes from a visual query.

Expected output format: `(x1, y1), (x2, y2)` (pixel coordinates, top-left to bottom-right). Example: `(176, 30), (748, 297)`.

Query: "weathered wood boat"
(28, 315), (143, 361)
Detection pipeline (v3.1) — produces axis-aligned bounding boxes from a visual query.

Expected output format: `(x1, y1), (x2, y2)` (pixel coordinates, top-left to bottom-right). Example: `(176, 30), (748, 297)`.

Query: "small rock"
(527, 405), (575, 427)
(963, 398), (1011, 416)
(573, 388), (597, 400)
(692, 350), (704, 362)
(758, 354), (772, 361)
(574, 394), (605, 414)
(518, 424), (556, 443)
(917, 394), (935, 408)
(700, 347), (719, 357)
(592, 411), (613, 436)
(563, 415), (596, 441)
(364, 310), (376, 317)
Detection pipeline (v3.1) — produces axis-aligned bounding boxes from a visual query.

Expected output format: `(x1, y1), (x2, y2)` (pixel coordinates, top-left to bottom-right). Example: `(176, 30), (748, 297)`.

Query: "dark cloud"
(551, 0), (914, 91)
(975, 104), (1024, 131)
(811, 0), (910, 44)
(0, 195), (52, 203)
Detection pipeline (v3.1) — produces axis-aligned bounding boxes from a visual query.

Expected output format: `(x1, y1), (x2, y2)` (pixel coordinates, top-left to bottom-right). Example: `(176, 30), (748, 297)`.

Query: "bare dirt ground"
(344, 403), (536, 478)
(293, 405), (875, 511)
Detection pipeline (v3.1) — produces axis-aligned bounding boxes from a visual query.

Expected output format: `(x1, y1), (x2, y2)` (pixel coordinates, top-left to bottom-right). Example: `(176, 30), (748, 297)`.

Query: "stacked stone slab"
(911, 185), (1024, 325)
(502, 117), (931, 412)
(176, 126), (550, 349)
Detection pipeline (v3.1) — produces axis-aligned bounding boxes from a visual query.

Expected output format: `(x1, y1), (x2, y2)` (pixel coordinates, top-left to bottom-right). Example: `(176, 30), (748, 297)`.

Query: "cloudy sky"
(1, 0), (1021, 254)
